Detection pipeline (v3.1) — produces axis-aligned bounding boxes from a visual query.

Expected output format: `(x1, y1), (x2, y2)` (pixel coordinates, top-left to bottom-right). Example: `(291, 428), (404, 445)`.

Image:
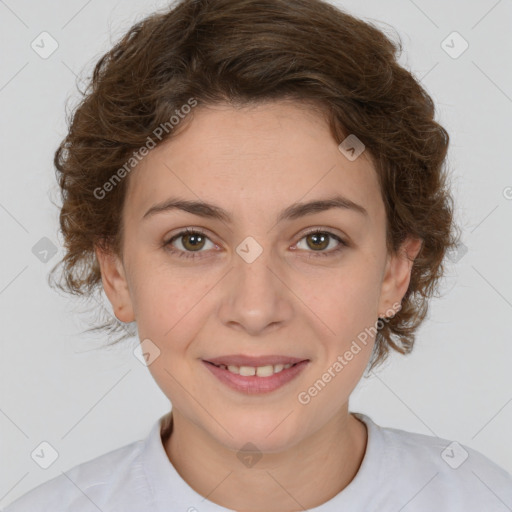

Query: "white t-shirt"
(3, 411), (512, 511)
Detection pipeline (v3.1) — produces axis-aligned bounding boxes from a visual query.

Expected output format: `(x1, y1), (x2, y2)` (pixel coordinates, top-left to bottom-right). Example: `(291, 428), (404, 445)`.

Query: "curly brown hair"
(48, 0), (459, 372)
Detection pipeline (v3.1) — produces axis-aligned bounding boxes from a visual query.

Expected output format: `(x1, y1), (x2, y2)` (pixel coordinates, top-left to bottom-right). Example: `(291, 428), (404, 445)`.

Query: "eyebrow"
(142, 194), (368, 223)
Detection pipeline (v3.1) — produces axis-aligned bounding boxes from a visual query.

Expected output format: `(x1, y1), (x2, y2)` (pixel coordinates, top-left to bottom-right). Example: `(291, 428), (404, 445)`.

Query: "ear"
(95, 246), (135, 323)
(377, 236), (423, 318)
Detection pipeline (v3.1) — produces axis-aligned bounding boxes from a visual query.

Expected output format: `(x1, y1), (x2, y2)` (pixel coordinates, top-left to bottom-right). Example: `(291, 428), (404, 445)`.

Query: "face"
(97, 101), (421, 453)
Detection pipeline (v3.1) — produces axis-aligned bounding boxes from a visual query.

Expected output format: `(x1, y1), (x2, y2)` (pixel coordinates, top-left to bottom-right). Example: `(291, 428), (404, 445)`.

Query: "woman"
(5, 0), (512, 510)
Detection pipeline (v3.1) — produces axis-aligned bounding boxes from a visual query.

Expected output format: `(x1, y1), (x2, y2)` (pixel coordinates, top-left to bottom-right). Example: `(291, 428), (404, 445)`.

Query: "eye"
(163, 228), (216, 260)
(294, 229), (347, 258)
(163, 227), (348, 260)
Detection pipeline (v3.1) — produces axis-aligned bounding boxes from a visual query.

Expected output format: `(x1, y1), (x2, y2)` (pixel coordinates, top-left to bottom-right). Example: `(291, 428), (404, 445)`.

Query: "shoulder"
(356, 413), (512, 510)
(2, 438), (148, 512)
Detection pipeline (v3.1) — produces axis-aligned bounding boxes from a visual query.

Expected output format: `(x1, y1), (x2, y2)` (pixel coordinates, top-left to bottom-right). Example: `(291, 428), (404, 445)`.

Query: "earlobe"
(94, 246), (135, 323)
(377, 237), (423, 317)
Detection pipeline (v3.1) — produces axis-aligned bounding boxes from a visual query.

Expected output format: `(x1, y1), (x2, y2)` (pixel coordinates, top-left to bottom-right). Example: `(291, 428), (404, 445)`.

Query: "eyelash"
(163, 227), (348, 260)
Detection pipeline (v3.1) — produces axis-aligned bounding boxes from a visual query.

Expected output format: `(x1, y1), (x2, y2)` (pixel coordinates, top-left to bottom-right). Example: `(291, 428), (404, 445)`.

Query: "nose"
(217, 246), (294, 336)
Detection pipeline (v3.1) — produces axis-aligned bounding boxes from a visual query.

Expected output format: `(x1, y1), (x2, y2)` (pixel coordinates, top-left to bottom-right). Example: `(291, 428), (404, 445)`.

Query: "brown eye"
(305, 232), (330, 251)
(164, 228), (215, 259)
(295, 230), (347, 258)
(180, 231), (206, 251)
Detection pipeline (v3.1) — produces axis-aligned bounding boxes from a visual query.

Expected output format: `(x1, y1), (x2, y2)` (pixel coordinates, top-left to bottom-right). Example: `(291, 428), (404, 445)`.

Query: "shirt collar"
(140, 410), (385, 511)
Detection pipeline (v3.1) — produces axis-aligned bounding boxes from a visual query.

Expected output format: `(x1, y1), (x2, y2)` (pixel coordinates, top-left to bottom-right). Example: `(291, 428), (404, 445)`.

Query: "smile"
(209, 361), (297, 377)
(202, 359), (309, 394)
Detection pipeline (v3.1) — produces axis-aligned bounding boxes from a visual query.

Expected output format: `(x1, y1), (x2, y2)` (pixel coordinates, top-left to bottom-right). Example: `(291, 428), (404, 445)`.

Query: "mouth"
(204, 360), (303, 377)
(202, 355), (310, 394)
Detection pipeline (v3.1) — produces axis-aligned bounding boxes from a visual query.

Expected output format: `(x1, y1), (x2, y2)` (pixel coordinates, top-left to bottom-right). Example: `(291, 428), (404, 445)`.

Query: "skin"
(96, 100), (422, 512)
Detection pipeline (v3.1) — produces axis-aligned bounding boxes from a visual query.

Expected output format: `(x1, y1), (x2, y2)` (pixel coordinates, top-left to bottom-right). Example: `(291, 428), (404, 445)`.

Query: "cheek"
(145, 355), (204, 423)
(305, 265), (382, 335)
(130, 262), (210, 335)
(131, 273), (214, 400)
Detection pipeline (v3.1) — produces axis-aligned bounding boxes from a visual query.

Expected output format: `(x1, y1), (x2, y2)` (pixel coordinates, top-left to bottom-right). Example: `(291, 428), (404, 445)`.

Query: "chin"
(213, 412), (304, 454)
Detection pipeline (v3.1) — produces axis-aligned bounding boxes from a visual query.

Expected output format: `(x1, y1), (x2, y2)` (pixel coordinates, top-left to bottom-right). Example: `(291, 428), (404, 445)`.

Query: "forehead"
(124, 101), (383, 224)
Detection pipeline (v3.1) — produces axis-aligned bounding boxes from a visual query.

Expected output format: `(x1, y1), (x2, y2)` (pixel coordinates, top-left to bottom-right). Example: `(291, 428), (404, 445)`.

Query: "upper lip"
(204, 355), (309, 367)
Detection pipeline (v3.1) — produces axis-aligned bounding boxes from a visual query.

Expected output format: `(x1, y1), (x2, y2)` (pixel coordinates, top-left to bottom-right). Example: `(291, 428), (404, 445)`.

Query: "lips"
(202, 358), (310, 394)
(204, 354), (308, 367)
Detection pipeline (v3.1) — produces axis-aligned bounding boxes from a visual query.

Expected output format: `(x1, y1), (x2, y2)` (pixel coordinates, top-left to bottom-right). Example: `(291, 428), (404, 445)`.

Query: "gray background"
(1, 0), (511, 507)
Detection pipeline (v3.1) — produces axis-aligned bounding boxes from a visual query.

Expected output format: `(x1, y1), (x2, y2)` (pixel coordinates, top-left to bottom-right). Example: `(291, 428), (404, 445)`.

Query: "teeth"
(239, 366), (256, 376)
(216, 362), (295, 376)
(256, 365), (274, 377)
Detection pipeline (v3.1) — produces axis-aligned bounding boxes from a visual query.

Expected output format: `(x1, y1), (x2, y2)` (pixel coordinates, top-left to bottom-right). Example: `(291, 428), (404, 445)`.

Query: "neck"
(163, 405), (368, 512)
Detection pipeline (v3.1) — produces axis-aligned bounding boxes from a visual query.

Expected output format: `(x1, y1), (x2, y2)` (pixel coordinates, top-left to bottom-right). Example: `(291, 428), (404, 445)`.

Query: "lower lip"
(202, 360), (309, 394)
